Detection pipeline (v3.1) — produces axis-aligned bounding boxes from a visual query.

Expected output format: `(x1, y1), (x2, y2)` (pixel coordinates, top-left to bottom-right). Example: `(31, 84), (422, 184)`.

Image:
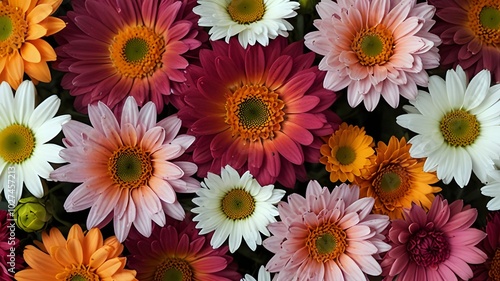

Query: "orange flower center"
(468, 0), (500, 47)
(109, 26), (165, 79)
(0, 2), (27, 57)
(489, 248), (500, 280)
(0, 124), (35, 164)
(306, 220), (347, 263)
(227, 0), (265, 24)
(61, 265), (99, 281)
(154, 258), (193, 281)
(221, 188), (256, 220)
(352, 25), (394, 66)
(373, 164), (410, 210)
(225, 84), (285, 142)
(440, 109), (480, 147)
(108, 146), (153, 189)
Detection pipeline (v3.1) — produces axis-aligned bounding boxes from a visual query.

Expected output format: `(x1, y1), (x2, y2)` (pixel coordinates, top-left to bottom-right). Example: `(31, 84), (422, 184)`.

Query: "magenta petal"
(282, 122), (314, 146)
(266, 55), (293, 90)
(273, 132), (304, 165)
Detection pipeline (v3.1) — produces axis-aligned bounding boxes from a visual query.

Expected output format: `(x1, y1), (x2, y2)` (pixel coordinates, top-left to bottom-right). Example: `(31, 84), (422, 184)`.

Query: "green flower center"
(227, 0), (265, 24)
(221, 188), (256, 220)
(352, 25), (394, 66)
(108, 146), (153, 189)
(154, 258), (193, 281)
(439, 110), (480, 147)
(64, 266), (99, 281)
(380, 172), (402, 193)
(361, 35), (384, 57)
(315, 233), (337, 255)
(468, 1), (500, 46)
(70, 276), (89, 281)
(124, 38), (149, 62)
(335, 146), (356, 165)
(0, 3), (28, 56)
(480, 7), (500, 30)
(0, 16), (13, 41)
(238, 97), (269, 128)
(374, 165), (410, 207)
(307, 222), (347, 263)
(0, 124), (36, 164)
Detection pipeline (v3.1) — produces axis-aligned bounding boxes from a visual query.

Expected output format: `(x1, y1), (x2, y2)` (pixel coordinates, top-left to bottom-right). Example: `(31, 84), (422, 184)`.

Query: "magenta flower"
(472, 212), (500, 280)
(0, 210), (23, 281)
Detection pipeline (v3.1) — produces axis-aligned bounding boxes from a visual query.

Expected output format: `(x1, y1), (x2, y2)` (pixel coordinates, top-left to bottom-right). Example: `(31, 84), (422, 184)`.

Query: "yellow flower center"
(352, 25), (394, 66)
(227, 0), (265, 24)
(489, 248), (500, 280)
(108, 146), (153, 189)
(62, 265), (99, 281)
(335, 146), (356, 165)
(225, 84), (285, 142)
(0, 124), (35, 164)
(439, 109), (480, 147)
(0, 2), (28, 57)
(221, 188), (256, 220)
(154, 258), (193, 281)
(306, 220), (347, 263)
(468, 0), (500, 47)
(373, 165), (410, 209)
(109, 26), (165, 79)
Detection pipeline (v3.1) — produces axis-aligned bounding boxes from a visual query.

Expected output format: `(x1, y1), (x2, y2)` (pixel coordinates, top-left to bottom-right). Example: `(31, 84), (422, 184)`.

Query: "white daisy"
(481, 168), (500, 211)
(191, 165), (286, 253)
(396, 66), (500, 187)
(193, 0), (299, 48)
(0, 81), (70, 205)
(241, 266), (271, 281)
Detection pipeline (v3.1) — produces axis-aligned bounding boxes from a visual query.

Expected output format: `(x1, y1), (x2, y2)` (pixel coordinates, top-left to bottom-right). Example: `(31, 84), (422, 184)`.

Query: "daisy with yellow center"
(0, 0), (64, 89)
(50, 97), (199, 242)
(15, 224), (137, 281)
(191, 165), (285, 253)
(194, 0), (299, 48)
(320, 122), (375, 183)
(355, 136), (441, 220)
(397, 66), (500, 187)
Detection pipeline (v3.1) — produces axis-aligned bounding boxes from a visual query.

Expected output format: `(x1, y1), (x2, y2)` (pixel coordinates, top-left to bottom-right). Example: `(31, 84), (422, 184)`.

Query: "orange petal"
(39, 0), (63, 14)
(6, 52), (24, 89)
(26, 23), (48, 40)
(39, 16), (66, 36)
(67, 238), (84, 265)
(27, 4), (52, 24)
(95, 258), (123, 277)
(24, 60), (51, 82)
(89, 246), (112, 270)
(7, 0), (30, 13)
(22, 245), (64, 273)
(67, 224), (84, 242)
(83, 228), (104, 264)
(20, 42), (41, 63)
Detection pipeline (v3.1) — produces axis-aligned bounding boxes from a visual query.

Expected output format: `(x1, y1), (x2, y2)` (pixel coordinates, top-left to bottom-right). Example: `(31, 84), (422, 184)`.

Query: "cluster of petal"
(0, 210), (23, 280)
(0, 80), (70, 205)
(0, 0), (65, 89)
(355, 136), (441, 220)
(381, 196), (487, 281)
(305, 0), (441, 111)
(397, 66), (500, 187)
(263, 181), (390, 280)
(50, 97), (199, 242)
(54, 0), (205, 114)
(191, 165), (285, 253)
(15, 224), (137, 280)
(241, 265), (271, 281)
(125, 216), (241, 281)
(471, 212), (500, 280)
(177, 37), (340, 188)
(481, 169), (500, 211)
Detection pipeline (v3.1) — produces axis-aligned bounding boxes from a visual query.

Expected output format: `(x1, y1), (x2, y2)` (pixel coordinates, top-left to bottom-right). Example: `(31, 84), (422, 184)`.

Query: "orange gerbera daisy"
(15, 224), (137, 281)
(355, 136), (441, 220)
(0, 0), (65, 89)
(320, 122), (375, 183)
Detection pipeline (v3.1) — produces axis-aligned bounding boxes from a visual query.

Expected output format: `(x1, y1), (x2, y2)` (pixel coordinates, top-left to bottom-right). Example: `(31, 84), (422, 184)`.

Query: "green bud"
(14, 197), (51, 232)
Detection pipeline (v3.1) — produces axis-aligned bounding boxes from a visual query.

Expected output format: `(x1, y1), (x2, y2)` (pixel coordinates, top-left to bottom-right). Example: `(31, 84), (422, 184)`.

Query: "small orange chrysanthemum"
(15, 224), (137, 281)
(320, 122), (375, 183)
(355, 136), (441, 220)
(0, 0), (65, 89)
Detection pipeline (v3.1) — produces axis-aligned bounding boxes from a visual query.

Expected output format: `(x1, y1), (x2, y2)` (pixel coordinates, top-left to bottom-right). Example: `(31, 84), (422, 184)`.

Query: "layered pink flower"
(54, 0), (206, 114)
(176, 37), (340, 188)
(125, 216), (241, 281)
(263, 181), (390, 280)
(381, 196), (487, 281)
(429, 0), (500, 83)
(305, 0), (441, 111)
(50, 97), (199, 242)
(0, 211), (23, 280)
(472, 212), (500, 280)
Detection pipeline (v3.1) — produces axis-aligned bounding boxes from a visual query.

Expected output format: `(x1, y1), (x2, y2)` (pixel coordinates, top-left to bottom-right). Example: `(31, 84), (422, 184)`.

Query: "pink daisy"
(472, 212), (500, 280)
(176, 37), (341, 188)
(0, 211), (23, 280)
(54, 0), (205, 114)
(304, 0), (441, 111)
(429, 0), (500, 83)
(125, 216), (241, 281)
(381, 196), (487, 281)
(50, 96), (199, 242)
(263, 181), (390, 280)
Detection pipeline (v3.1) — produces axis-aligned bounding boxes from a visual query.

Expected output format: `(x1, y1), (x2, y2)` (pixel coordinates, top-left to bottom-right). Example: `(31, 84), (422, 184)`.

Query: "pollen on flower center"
(439, 109), (480, 147)
(489, 248), (500, 280)
(108, 146), (153, 189)
(468, 1), (500, 46)
(154, 258), (193, 281)
(109, 26), (165, 79)
(225, 84), (285, 142)
(63, 265), (100, 281)
(221, 188), (256, 220)
(407, 228), (450, 268)
(352, 25), (394, 66)
(227, 0), (265, 24)
(335, 146), (356, 165)
(373, 165), (410, 206)
(306, 221), (347, 263)
(0, 124), (36, 164)
(0, 2), (28, 57)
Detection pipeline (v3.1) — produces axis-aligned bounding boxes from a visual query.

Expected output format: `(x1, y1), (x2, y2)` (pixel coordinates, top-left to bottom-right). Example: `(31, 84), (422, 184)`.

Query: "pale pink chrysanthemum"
(305, 0), (441, 111)
(263, 181), (390, 280)
(381, 196), (487, 281)
(50, 96), (199, 242)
